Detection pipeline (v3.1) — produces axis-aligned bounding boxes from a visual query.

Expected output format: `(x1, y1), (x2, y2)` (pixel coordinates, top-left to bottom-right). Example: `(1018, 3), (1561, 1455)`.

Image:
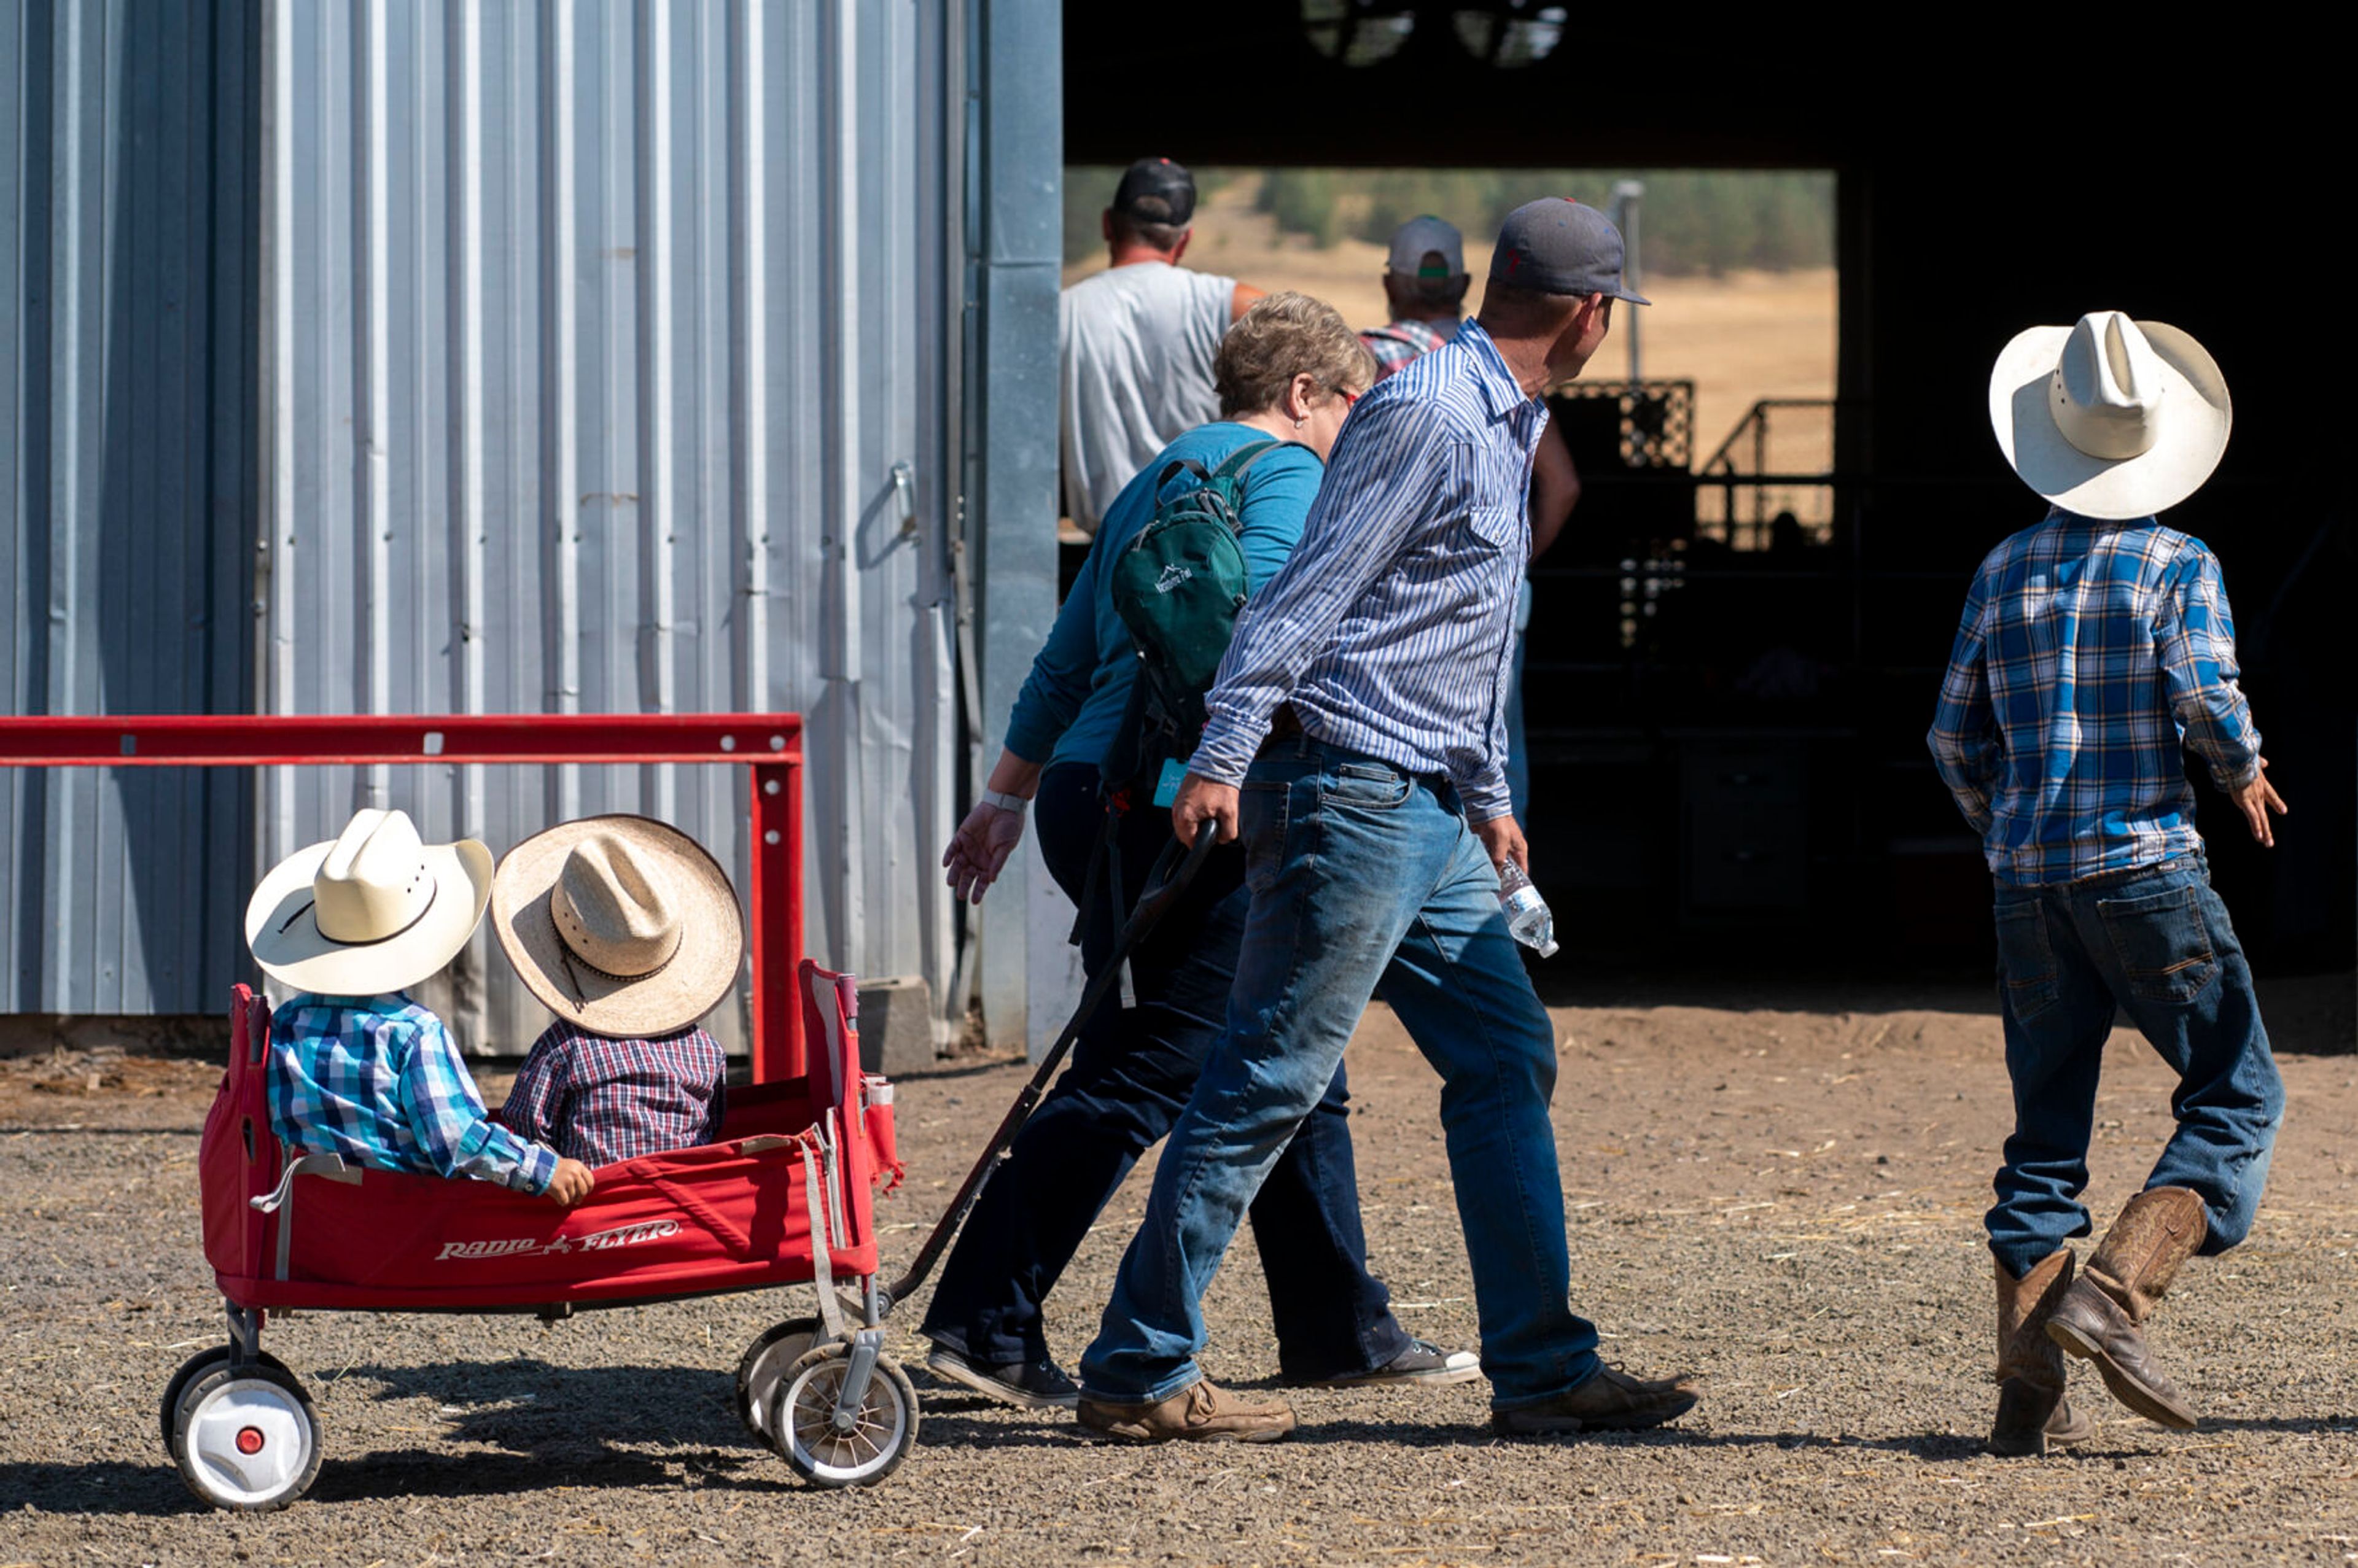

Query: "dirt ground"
(4, 973), (2354, 1566)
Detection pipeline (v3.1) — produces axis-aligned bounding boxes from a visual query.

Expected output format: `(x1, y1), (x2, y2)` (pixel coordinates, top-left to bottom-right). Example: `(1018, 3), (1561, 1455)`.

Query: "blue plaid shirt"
(1191, 319), (1543, 821)
(268, 993), (559, 1194)
(1928, 511), (2262, 886)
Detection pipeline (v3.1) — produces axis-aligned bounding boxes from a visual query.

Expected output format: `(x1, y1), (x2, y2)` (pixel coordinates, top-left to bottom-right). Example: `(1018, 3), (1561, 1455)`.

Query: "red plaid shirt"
(1360, 316), (1458, 381)
(499, 1022), (728, 1168)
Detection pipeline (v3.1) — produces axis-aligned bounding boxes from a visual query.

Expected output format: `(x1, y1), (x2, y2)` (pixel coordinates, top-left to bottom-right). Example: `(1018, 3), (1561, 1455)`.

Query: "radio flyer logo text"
(435, 1218), (680, 1262)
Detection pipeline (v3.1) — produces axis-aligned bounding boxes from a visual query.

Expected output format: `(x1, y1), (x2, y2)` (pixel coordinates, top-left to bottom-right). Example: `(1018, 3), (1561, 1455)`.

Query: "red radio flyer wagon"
(1, 714), (1212, 1512)
(172, 960), (906, 1508)
(0, 716), (913, 1505)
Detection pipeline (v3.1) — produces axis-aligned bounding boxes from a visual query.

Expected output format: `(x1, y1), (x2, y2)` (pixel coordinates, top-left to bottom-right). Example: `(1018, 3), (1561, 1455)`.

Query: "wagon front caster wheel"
(169, 1361), (322, 1511)
(734, 1315), (822, 1450)
(160, 1347), (289, 1454)
(768, 1343), (919, 1488)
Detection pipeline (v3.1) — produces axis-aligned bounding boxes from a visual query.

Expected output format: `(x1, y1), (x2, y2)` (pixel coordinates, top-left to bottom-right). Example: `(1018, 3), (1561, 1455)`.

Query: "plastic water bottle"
(1496, 861), (1560, 958)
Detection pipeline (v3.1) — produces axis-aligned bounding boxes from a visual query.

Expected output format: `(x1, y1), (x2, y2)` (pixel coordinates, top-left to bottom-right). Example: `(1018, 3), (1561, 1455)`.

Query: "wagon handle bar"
(885, 821), (1217, 1308)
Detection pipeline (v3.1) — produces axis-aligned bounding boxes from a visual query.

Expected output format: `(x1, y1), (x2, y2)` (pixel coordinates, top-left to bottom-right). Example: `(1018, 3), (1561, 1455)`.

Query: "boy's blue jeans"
(1079, 739), (1601, 1410)
(1987, 854), (2282, 1279)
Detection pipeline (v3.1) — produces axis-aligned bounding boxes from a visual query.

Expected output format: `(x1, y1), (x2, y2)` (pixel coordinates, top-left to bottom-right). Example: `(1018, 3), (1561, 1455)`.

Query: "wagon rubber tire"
(734, 1316), (823, 1450)
(767, 1343), (919, 1488)
(159, 1347), (289, 1454)
(169, 1360), (322, 1512)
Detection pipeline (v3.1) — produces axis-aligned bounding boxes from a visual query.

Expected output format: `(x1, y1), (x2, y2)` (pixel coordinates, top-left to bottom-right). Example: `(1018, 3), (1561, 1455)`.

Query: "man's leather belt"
(1260, 703), (1304, 750)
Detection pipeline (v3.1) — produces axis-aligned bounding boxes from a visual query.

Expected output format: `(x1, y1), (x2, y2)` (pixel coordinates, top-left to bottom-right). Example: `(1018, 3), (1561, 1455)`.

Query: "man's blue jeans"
(1987, 854), (2282, 1279)
(921, 763), (1410, 1380)
(1079, 739), (1601, 1410)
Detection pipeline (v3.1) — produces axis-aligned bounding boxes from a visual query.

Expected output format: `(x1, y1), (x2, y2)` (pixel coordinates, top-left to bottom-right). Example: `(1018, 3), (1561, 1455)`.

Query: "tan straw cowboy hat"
(491, 815), (743, 1037)
(1988, 309), (2231, 521)
(244, 808), (494, 995)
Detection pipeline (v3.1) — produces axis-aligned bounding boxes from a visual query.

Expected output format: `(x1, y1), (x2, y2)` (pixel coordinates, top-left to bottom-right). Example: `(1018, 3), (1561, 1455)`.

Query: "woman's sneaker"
(1307, 1338), (1484, 1388)
(925, 1345), (1081, 1410)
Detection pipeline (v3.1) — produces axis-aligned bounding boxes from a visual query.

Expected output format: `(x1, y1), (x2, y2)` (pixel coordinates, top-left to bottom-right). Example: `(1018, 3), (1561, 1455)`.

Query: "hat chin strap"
(555, 928), (681, 1006)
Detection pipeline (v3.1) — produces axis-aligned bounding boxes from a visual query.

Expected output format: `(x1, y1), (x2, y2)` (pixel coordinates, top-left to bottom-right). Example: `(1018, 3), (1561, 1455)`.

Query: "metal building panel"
(2, 0), (255, 1017)
(257, 0), (958, 1054)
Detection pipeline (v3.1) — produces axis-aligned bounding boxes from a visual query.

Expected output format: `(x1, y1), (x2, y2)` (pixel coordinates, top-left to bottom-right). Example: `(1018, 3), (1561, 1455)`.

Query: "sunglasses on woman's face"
(1330, 386), (1361, 407)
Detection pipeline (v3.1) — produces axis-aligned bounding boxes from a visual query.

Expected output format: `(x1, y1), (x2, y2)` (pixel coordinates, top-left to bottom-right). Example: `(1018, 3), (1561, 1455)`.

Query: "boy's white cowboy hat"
(490, 815), (743, 1038)
(244, 809), (494, 995)
(1988, 309), (2231, 521)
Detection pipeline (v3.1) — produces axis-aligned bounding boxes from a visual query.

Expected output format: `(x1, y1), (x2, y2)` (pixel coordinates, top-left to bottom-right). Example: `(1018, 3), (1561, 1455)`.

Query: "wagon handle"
(884, 821), (1217, 1308)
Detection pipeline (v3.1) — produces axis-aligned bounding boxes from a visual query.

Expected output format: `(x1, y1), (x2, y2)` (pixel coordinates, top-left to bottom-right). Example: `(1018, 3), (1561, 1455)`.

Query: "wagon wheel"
(733, 1315), (823, 1450)
(766, 1342), (919, 1488)
(168, 1360), (322, 1512)
(160, 1347), (289, 1454)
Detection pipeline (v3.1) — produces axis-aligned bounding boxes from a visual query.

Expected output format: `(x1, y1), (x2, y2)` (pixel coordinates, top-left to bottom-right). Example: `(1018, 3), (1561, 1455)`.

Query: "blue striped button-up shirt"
(1927, 511), (2262, 886)
(268, 993), (559, 1194)
(1189, 318), (1544, 820)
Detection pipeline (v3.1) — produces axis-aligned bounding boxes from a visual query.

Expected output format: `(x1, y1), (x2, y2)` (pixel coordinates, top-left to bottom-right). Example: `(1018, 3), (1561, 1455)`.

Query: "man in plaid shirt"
(1361, 214), (1581, 823)
(1931, 310), (2286, 1459)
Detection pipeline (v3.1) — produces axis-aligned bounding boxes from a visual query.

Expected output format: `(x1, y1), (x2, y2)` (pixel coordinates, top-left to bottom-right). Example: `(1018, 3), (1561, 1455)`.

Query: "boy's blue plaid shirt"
(268, 993), (559, 1193)
(1928, 511), (2262, 886)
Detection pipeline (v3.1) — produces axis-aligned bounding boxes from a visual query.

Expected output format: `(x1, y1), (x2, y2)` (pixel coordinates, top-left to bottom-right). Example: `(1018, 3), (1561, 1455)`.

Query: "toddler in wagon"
(245, 807), (594, 1206)
(488, 816), (740, 1167)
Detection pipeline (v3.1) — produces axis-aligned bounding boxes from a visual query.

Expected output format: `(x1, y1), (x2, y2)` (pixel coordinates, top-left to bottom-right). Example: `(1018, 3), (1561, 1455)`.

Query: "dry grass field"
(1065, 177), (1840, 503)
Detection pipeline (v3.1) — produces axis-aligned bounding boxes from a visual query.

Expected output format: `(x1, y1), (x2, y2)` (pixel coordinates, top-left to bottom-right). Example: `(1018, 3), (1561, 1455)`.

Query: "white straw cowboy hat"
(244, 808), (494, 995)
(1988, 309), (2231, 521)
(491, 815), (743, 1038)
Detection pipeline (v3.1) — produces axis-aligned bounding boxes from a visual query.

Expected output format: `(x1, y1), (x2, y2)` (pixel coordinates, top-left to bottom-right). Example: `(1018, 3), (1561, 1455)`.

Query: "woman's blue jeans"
(1080, 739), (1602, 1410)
(919, 762), (1409, 1380)
(1987, 854), (2283, 1278)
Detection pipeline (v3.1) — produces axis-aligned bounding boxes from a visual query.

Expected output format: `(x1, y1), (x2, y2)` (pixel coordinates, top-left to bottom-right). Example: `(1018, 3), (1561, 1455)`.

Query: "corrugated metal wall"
(2, 0), (257, 1016)
(4, 0), (1017, 1053)
(255, 0), (959, 1052)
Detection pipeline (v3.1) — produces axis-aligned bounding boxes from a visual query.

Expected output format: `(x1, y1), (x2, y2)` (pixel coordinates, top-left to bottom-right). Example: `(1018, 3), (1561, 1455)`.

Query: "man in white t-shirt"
(1060, 158), (1264, 534)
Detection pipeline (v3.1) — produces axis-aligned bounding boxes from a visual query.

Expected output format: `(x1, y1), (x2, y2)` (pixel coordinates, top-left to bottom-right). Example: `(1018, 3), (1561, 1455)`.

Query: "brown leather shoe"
(2045, 1186), (2208, 1429)
(1075, 1378), (1296, 1444)
(1491, 1365), (1699, 1437)
(1988, 1250), (2095, 1457)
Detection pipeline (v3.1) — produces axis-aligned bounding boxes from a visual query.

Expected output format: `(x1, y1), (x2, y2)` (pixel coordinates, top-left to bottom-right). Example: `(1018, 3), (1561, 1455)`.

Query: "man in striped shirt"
(1074, 200), (1698, 1445)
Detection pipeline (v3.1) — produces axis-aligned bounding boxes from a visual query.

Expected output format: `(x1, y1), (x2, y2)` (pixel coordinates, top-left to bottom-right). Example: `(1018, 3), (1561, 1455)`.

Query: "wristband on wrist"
(979, 788), (1029, 815)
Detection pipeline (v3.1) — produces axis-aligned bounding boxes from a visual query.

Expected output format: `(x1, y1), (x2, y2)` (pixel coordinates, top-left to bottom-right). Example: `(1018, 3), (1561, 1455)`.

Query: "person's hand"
(2228, 756), (2288, 847)
(545, 1158), (594, 1208)
(1172, 774), (1241, 846)
(941, 799), (1027, 904)
(1473, 813), (1529, 875)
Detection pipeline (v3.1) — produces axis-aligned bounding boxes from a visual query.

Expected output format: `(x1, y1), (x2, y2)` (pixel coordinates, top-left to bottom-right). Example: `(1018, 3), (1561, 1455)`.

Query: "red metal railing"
(0, 713), (807, 1082)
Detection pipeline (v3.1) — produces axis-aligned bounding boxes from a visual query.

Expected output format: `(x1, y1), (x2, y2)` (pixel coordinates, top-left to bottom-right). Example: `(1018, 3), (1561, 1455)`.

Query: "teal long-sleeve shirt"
(1006, 422), (1322, 771)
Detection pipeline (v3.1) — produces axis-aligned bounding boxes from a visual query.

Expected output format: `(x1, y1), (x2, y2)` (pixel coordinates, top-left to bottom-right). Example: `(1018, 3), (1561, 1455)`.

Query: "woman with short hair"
(924, 293), (1476, 1408)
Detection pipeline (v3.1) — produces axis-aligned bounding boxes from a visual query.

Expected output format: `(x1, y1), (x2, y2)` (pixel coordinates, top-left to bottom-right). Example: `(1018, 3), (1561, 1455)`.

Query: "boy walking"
(1932, 310), (2287, 1456)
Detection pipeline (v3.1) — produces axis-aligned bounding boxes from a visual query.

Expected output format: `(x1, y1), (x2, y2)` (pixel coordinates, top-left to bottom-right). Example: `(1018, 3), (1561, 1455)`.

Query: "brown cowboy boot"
(1988, 1250), (2096, 1456)
(2045, 1187), (2208, 1429)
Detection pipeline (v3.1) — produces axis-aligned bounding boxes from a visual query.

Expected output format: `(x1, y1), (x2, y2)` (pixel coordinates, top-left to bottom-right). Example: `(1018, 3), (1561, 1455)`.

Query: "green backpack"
(1105, 438), (1302, 792)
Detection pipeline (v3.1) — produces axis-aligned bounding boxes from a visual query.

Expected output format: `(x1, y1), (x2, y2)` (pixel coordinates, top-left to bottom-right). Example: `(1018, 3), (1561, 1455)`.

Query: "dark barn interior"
(1065, 8), (2353, 982)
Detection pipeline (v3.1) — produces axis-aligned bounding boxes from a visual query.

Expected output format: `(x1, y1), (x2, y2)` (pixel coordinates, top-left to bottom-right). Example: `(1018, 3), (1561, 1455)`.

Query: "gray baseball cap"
(1386, 214), (1466, 281)
(1488, 198), (1650, 305)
